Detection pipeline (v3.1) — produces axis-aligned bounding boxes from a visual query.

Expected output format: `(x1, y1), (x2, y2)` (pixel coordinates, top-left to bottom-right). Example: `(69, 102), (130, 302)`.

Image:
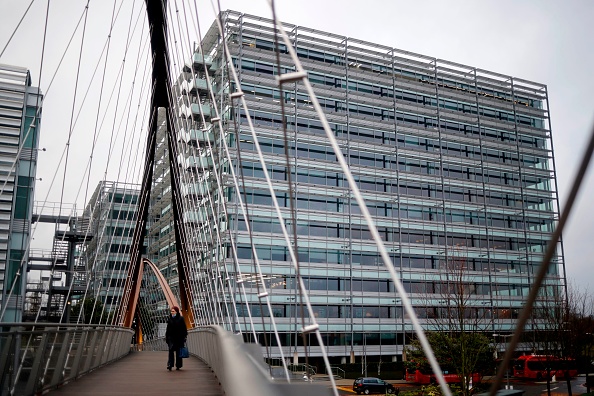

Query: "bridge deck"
(48, 351), (223, 395)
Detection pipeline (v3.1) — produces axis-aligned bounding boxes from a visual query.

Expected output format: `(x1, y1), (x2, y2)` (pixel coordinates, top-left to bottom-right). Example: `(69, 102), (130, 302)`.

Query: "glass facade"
(81, 181), (141, 311)
(162, 11), (565, 362)
(0, 65), (42, 322)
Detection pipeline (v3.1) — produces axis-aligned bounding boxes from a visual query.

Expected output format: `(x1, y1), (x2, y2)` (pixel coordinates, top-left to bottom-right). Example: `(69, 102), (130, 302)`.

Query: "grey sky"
(1, 0), (592, 291)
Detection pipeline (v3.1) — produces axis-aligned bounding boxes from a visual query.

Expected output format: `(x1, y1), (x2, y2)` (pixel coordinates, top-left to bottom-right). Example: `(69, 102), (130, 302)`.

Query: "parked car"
(353, 377), (398, 394)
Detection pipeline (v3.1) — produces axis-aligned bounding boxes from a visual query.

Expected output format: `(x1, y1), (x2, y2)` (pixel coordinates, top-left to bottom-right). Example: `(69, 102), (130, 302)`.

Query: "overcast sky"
(1, 0), (593, 291)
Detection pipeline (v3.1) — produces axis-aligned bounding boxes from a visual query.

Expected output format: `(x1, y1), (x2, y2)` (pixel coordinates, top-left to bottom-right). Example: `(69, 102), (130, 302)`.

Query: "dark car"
(353, 377), (398, 395)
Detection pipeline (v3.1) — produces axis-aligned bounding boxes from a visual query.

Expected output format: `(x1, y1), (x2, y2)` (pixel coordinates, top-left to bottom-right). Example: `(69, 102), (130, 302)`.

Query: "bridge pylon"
(118, 0), (195, 334)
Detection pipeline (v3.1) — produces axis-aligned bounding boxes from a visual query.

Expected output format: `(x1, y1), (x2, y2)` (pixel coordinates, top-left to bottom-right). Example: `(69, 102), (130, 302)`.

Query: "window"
(12, 176), (34, 219)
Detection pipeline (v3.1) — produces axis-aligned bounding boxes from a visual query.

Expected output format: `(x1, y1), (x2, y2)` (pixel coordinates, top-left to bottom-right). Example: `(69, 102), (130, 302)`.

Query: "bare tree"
(533, 280), (594, 396)
(564, 283), (594, 393)
(406, 251), (494, 396)
(532, 279), (568, 396)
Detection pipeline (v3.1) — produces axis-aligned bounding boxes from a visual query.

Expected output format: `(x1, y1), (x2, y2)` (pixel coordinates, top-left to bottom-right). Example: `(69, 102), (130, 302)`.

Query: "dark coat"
(165, 314), (187, 349)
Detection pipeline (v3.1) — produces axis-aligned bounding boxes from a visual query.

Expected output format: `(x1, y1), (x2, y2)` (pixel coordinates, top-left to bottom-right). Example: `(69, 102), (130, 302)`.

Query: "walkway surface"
(49, 351), (223, 395)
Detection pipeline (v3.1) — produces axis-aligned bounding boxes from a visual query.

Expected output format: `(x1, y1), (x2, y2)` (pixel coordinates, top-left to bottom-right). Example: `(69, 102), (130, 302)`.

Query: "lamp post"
(586, 332), (593, 393)
(362, 333), (367, 377)
(493, 333), (513, 389)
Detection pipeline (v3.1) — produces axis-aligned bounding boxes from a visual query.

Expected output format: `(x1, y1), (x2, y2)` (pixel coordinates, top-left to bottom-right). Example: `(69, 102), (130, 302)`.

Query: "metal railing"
(288, 363), (317, 376)
(0, 323), (133, 396)
(327, 366), (345, 379)
(187, 326), (332, 396)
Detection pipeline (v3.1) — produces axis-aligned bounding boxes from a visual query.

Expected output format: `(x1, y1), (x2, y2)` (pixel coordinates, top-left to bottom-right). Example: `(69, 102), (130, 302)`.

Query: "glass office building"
(82, 181), (141, 312)
(169, 11), (565, 363)
(0, 64), (42, 322)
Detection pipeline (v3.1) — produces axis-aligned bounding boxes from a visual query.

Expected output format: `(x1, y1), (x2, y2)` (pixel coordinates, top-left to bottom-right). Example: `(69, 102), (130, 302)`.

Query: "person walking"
(165, 306), (187, 371)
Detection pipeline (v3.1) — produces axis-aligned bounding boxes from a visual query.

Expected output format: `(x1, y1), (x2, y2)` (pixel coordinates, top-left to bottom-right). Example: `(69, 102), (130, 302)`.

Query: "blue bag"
(179, 344), (189, 358)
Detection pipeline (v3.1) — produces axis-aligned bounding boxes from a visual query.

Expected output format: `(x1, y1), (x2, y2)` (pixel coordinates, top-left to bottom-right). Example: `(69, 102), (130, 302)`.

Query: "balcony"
(181, 182), (211, 197)
(181, 78), (210, 95)
(178, 128), (214, 144)
(177, 153), (214, 170)
(178, 103), (214, 120)
(192, 52), (213, 72)
(183, 209), (207, 224)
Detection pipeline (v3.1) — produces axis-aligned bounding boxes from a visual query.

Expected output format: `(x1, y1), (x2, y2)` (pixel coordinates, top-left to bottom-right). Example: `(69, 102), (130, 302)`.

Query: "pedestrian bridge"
(0, 323), (332, 396)
(0, 1), (582, 396)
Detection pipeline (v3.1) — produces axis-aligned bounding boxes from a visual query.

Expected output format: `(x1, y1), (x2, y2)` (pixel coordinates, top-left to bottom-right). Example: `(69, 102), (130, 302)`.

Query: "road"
(334, 376), (592, 395)
(503, 377), (591, 396)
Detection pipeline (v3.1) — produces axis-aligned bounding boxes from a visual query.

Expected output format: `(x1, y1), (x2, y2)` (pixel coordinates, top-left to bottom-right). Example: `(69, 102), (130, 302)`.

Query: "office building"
(81, 181), (140, 316)
(0, 64), (42, 322)
(160, 11), (565, 364)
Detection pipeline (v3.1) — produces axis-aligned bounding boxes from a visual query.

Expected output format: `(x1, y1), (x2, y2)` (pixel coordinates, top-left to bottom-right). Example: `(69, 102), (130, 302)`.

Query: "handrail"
(0, 323), (128, 328)
(288, 363), (317, 376)
(0, 323), (133, 395)
(328, 366), (345, 379)
(187, 325), (332, 396)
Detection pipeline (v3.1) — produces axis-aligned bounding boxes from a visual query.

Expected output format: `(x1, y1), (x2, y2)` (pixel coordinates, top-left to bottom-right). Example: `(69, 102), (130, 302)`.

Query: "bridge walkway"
(48, 351), (223, 395)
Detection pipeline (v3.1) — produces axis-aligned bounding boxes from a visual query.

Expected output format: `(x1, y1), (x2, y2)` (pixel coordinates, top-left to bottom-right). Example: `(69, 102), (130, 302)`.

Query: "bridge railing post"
(49, 330), (71, 388)
(69, 327), (88, 379)
(0, 326), (18, 393)
(96, 328), (106, 362)
(24, 329), (50, 395)
(110, 329), (124, 361)
(81, 329), (100, 374)
(37, 328), (69, 393)
(98, 328), (112, 366)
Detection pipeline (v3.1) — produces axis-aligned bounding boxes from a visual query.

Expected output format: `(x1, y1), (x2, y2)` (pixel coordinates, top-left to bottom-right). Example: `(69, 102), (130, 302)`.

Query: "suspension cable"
(0, 0), (37, 59)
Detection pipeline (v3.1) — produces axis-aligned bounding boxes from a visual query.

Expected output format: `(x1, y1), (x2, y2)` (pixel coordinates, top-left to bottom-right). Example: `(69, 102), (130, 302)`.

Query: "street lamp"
(586, 333), (593, 393)
(493, 334), (513, 389)
(362, 333), (367, 377)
